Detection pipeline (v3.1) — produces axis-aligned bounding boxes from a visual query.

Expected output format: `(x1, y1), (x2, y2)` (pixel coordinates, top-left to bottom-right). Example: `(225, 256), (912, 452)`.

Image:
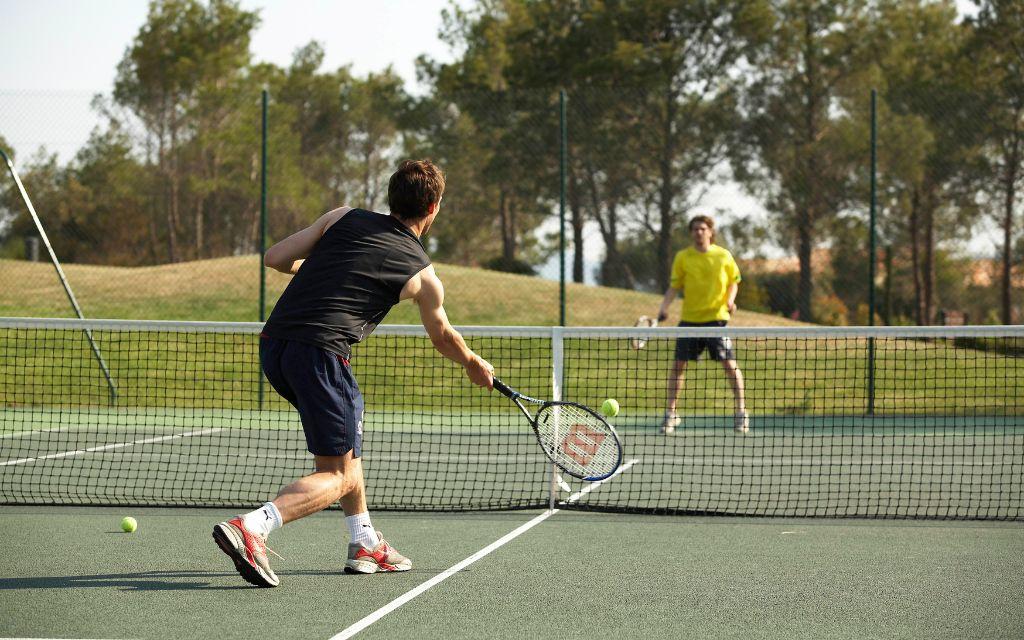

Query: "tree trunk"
(922, 197), (936, 325)
(883, 244), (893, 325)
(568, 173), (584, 283)
(909, 190), (925, 325)
(1001, 134), (1019, 324)
(656, 87), (677, 292)
(167, 110), (181, 264)
(797, 12), (819, 323)
(797, 210), (813, 322)
(595, 201), (635, 289)
(362, 146), (373, 209)
(498, 190), (516, 261)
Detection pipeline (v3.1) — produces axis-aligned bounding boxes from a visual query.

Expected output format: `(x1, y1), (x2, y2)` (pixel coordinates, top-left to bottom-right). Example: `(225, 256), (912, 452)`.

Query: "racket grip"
(492, 377), (517, 399)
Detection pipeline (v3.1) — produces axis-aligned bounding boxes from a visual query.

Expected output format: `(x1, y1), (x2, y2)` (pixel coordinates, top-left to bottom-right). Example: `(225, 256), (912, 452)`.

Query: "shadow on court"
(0, 570), (249, 591)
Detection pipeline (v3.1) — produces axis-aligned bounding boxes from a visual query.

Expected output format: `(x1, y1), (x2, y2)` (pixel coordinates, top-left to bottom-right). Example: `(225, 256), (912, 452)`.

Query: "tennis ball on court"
(601, 398), (620, 417)
(120, 516), (138, 533)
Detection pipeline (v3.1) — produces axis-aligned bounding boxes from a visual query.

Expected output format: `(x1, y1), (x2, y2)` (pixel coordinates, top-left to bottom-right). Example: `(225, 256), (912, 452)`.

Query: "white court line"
(0, 428), (224, 466)
(0, 427), (66, 440)
(329, 458), (640, 640)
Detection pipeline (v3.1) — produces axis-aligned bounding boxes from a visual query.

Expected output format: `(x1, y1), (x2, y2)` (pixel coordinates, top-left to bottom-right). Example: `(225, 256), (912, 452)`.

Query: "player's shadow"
(0, 569), (346, 591)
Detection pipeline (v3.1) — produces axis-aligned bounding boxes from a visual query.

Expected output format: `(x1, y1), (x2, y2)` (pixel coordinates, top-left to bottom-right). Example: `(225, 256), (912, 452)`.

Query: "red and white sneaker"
(345, 532), (412, 574)
(213, 517), (281, 587)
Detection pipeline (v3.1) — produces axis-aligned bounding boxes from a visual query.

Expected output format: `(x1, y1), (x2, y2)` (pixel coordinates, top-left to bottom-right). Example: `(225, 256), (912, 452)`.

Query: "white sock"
(346, 512), (377, 548)
(241, 501), (283, 538)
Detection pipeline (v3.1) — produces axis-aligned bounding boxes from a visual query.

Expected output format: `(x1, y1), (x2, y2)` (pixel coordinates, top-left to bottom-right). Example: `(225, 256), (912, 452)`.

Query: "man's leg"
(337, 456), (412, 574)
(662, 359), (687, 433)
(272, 452), (361, 523)
(666, 359), (688, 414)
(720, 359), (748, 433)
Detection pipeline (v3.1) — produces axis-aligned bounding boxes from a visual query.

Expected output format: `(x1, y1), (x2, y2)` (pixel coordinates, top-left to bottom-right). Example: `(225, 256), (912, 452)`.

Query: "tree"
(969, 0), (1024, 323)
(873, 0), (984, 324)
(416, 0), (557, 268)
(734, 0), (870, 322)
(113, 0), (259, 262)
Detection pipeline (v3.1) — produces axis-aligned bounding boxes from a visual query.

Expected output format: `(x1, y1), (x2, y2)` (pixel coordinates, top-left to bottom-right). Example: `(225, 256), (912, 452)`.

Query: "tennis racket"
(630, 315), (658, 350)
(492, 377), (623, 481)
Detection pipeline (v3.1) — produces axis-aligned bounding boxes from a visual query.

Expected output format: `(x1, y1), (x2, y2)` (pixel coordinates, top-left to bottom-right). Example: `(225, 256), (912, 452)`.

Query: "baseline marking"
(329, 459), (640, 640)
(0, 428), (224, 466)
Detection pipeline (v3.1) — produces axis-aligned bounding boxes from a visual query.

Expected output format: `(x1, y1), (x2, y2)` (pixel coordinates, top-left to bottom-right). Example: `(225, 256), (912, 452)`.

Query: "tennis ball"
(601, 398), (620, 417)
(121, 516), (138, 533)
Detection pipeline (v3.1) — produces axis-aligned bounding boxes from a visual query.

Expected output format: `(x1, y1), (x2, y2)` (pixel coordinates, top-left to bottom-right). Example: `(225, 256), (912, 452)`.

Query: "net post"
(867, 88), (878, 415)
(549, 325), (565, 511)
(258, 88), (269, 409)
(0, 147), (118, 404)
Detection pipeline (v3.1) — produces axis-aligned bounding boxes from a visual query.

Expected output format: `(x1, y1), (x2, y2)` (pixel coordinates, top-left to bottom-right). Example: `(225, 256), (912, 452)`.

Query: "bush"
(812, 293), (848, 326)
(482, 255), (536, 276)
(736, 275), (771, 314)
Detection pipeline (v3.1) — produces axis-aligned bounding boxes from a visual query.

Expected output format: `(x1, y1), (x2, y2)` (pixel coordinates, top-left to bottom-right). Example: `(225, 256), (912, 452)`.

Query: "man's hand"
(727, 301), (737, 314)
(465, 355), (494, 389)
(657, 311), (668, 323)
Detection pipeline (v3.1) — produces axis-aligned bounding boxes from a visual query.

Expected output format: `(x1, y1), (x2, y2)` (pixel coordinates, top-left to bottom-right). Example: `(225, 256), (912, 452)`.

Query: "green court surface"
(1, 506), (1022, 640)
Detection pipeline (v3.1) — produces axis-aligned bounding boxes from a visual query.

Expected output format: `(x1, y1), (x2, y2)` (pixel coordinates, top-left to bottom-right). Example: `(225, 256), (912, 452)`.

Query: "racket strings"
(535, 404), (619, 478)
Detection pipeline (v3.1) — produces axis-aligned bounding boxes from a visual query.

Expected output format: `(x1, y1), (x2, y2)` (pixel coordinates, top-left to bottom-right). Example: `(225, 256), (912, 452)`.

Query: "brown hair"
(688, 215), (715, 234)
(387, 160), (445, 220)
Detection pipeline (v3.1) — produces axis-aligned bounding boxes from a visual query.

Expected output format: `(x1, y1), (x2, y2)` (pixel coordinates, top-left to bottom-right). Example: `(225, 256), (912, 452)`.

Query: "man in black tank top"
(213, 160), (494, 587)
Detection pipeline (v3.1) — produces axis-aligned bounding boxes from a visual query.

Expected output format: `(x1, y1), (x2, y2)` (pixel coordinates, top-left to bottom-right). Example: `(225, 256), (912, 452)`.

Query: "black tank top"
(262, 209), (431, 358)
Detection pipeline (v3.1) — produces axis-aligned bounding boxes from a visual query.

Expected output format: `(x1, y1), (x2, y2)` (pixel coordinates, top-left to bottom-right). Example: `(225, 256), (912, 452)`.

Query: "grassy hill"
(0, 256), (807, 327)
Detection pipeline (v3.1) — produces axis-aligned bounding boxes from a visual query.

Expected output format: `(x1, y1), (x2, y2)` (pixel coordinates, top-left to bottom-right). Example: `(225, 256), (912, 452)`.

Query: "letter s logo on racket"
(491, 377), (623, 481)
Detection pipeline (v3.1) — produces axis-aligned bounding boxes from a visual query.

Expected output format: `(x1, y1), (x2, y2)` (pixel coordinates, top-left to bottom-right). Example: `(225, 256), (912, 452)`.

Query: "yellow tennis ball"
(121, 516), (138, 533)
(601, 398), (620, 417)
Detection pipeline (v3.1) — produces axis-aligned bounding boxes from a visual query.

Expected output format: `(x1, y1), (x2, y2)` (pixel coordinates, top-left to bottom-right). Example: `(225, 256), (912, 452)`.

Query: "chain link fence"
(1, 86), (1020, 326)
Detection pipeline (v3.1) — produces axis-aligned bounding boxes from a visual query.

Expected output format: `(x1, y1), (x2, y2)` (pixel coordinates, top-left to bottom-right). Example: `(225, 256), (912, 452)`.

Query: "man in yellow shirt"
(655, 215), (748, 434)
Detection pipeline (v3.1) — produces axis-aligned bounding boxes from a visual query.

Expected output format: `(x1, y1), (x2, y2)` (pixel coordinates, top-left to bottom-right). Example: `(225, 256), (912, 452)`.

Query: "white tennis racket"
(492, 377), (623, 481)
(631, 315), (658, 350)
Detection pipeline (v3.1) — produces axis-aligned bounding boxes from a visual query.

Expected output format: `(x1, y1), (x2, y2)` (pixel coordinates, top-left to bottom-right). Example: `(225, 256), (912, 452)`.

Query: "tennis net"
(2, 317), (1022, 519)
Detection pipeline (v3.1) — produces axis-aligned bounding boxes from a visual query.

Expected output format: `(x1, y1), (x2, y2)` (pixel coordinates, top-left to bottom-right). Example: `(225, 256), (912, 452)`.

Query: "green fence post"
(260, 88), (268, 323)
(868, 88), (877, 415)
(559, 89), (567, 327)
(259, 88), (269, 408)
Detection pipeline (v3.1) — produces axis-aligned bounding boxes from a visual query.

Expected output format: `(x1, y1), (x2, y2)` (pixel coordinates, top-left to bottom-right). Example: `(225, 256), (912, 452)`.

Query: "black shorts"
(674, 321), (736, 362)
(260, 335), (364, 457)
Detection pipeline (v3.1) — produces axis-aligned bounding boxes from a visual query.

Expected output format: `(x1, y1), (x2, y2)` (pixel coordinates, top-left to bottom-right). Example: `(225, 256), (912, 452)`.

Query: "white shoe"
(660, 411), (680, 434)
(734, 411), (750, 434)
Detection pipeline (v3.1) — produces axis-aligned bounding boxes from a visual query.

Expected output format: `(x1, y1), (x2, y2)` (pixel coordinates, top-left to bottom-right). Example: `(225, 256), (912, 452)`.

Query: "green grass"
(2, 255), (1021, 417)
(0, 255), (806, 326)
(2, 325), (1022, 417)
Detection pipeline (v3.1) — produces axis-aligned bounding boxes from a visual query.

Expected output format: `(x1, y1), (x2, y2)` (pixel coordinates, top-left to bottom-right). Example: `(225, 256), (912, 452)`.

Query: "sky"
(0, 0), (464, 167)
(0, 0), (459, 92)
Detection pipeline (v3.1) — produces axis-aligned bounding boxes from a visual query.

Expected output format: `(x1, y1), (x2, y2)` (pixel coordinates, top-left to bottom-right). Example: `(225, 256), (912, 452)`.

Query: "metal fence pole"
(868, 88), (878, 415)
(258, 88), (269, 408)
(559, 89), (567, 327)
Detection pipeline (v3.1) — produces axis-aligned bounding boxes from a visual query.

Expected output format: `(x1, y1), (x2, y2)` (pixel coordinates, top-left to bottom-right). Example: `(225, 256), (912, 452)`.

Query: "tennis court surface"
(2, 318), (1023, 638)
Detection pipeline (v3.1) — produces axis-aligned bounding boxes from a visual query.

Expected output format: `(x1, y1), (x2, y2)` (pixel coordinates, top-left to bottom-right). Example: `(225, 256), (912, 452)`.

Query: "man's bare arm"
(411, 267), (493, 388)
(726, 282), (739, 314)
(264, 206), (351, 274)
(657, 287), (679, 322)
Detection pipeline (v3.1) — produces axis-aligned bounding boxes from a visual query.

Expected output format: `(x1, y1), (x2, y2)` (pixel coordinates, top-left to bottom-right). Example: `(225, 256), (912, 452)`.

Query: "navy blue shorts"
(674, 320), (736, 362)
(260, 335), (364, 457)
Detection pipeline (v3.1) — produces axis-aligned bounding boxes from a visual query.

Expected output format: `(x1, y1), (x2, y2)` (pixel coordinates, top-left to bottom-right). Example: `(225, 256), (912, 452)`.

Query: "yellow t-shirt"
(670, 245), (741, 322)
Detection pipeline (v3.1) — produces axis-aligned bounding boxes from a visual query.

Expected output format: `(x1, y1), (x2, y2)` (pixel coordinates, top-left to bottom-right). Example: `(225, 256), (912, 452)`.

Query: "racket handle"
(492, 377), (517, 399)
